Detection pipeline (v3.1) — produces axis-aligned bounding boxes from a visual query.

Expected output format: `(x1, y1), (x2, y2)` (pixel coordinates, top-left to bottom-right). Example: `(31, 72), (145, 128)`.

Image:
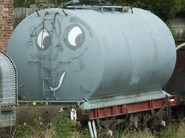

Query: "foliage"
(14, 126), (57, 138)
(49, 0), (69, 5)
(13, 0), (185, 21)
(13, 0), (185, 22)
(121, 128), (154, 138)
(14, 18), (23, 29)
(117, 120), (185, 138)
(13, 0), (70, 8)
(155, 123), (178, 138)
(108, 0), (185, 21)
(167, 24), (185, 40)
(181, 31), (185, 40)
(166, 23), (181, 40)
(13, 102), (46, 137)
(13, 103), (89, 138)
(11, 103), (185, 138)
(107, 0), (185, 40)
(55, 107), (82, 138)
(13, 0), (35, 8)
(29, 102), (45, 131)
(14, 123), (29, 137)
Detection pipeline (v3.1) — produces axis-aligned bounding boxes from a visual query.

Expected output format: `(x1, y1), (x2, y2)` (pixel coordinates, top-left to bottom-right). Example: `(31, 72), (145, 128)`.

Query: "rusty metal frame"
(65, 5), (133, 13)
(89, 96), (176, 120)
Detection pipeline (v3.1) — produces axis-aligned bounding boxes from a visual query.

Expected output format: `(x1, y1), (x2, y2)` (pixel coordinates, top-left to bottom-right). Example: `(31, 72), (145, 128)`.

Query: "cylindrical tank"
(7, 7), (176, 101)
(0, 50), (17, 127)
(0, 50), (17, 105)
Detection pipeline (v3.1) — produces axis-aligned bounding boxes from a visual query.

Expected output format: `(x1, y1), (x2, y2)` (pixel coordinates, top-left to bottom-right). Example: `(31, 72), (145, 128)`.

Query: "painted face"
(25, 15), (92, 99)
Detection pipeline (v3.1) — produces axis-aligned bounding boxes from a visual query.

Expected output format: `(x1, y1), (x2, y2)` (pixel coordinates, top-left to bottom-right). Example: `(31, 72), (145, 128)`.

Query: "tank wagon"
(6, 1), (177, 137)
(0, 50), (17, 135)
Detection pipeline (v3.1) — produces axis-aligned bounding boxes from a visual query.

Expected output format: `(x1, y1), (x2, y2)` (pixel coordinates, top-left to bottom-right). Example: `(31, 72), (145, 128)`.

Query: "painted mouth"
(49, 71), (66, 92)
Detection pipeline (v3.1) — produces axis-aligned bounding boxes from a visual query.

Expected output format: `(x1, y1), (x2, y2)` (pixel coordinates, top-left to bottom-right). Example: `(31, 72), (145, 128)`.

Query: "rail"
(64, 5), (133, 13)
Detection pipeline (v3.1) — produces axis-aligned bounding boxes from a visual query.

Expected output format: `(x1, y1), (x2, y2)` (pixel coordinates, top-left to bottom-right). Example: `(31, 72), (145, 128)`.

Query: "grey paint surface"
(7, 8), (176, 103)
(0, 51), (17, 127)
(81, 90), (172, 110)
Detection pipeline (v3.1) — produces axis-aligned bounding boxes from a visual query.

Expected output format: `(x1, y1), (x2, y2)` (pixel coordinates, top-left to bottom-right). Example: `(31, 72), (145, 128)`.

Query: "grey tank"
(7, 8), (176, 101)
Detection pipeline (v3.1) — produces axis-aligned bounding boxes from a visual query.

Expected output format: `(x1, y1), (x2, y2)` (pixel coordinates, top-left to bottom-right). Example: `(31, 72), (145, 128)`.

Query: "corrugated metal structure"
(7, 7), (176, 110)
(0, 50), (17, 128)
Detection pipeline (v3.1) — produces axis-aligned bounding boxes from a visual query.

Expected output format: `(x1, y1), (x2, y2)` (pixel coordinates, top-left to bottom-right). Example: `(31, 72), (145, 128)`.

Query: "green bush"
(13, 0), (70, 8)
(13, 102), (89, 138)
(55, 108), (81, 138)
(13, 0), (35, 8)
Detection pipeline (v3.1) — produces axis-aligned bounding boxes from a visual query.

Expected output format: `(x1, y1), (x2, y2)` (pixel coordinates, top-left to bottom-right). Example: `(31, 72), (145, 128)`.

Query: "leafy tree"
(13, 0), (185, 20)
(13, 0), (35, 7)
(13, 0), (68, 7)
(108, 0), (185, 21)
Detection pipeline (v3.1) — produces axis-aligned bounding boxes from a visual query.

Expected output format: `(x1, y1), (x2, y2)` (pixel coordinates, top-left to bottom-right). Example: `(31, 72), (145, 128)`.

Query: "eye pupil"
(76, 34), (83, 46)
(43, 36), (51, 47)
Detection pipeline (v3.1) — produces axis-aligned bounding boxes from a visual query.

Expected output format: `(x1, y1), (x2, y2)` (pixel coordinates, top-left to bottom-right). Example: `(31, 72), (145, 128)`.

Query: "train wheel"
(148, 117), (159, 132)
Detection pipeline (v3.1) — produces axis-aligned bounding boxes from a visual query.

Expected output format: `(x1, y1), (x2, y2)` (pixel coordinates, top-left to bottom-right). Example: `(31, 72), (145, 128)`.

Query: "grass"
(11, 120), (185, 138)
(10, 102), (185, 138)
(22, 127), (57, 138)
(119, 119), (185, 138)
(119, 129), (154, 138)
(12, 126), (90, 138)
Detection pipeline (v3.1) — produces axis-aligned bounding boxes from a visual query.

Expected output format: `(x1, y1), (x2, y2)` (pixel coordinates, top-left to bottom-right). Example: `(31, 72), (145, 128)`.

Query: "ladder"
(41, 12), (58, 100)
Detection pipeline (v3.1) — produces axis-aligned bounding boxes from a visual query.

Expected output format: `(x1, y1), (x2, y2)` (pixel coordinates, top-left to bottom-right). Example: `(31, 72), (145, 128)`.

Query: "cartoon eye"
(68, 26), (82, 47)
(64, 25), (85, 50)
(37, 30), (51, 50)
